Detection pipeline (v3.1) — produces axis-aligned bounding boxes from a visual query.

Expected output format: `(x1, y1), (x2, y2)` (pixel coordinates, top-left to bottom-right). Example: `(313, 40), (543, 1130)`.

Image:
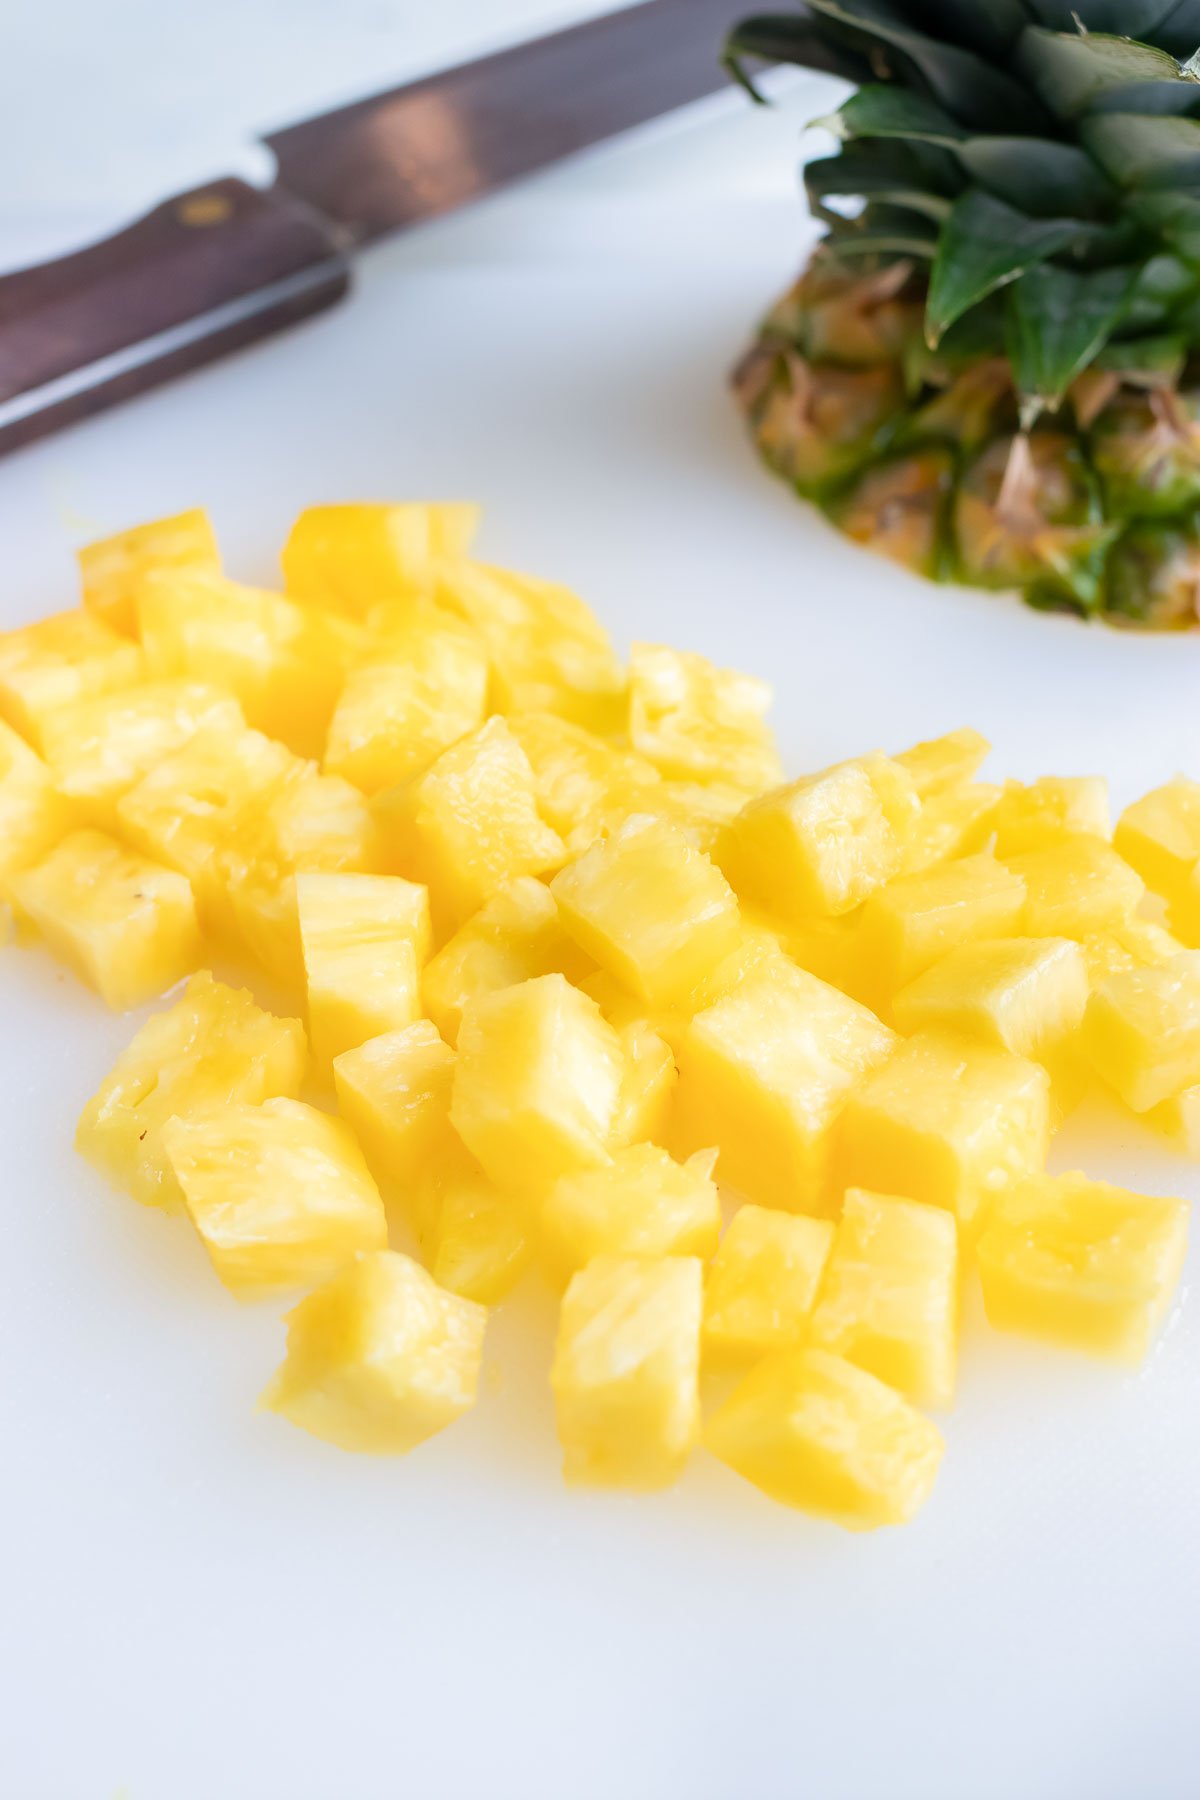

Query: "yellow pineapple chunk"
(421, 876), (588, 1046)
(77, 972), (306, 1210)
(437, 560), (625, 731)
(857, 853), (1027, 1004)
(702, 1206), (834, 1363)
(452, 974), (623, 1187)
(611, 1020), (676, 1147)
(977, 1171), (1189, 1363)
(413, 1136), (532, 1305)
(116, 725), (297, 934)
(551, 816), (742, 1011)
(333, 1020), (455, 1185)
(542, 1142), (720, 1278)
(0, 719), (72, 883)
(282, 503), (481, 612)
(1080, 916), (1184, 985)
(810, 1189), (958, 1410)
(78, 507), (221, 635)
(769, 907), (872, 1002)
(376, 716), (565, 931)
(901, 781), (1001, 874)
(1113, 776), (1200, 912)
(11, 828), (201, 1009)
(551, 1255), (702, 1490)
(508, 710), (661, 846)
(674, 956), (896, 1214)
(297, 872), (430, 1064)
(893, 936), (1089, 1062)
(324, 617), (490, 795)
(705, 1345), (943, 1529)
(895, 727), (989, 796)
(721, 753), (919, 918)
(838, 1031), (1051, 1229)
(993, 776), (1110, 856)
(1082, 952), (1200, 1112)
(40, 680), (243, 825)
(1003, 834), (1143, 938)
(261, 1249), (486, 1453)
(0, 608), (142, 751)
(223, 763), (379, 985)
(627, 642), (781, 791)
(138, 569), (362, 758)
(164, 1097), (386, 1297)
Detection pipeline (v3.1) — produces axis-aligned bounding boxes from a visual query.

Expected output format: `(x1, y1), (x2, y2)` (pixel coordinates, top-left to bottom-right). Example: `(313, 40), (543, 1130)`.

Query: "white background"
(2, 6), (1199, 1798)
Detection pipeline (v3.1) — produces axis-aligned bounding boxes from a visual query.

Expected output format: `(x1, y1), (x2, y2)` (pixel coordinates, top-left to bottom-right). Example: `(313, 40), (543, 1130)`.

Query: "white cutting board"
(1, 84), (1198, 1800)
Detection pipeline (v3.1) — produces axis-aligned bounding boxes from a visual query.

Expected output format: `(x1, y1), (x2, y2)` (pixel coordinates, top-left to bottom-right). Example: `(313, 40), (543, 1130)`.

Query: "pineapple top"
(726, 1), (1200, 413)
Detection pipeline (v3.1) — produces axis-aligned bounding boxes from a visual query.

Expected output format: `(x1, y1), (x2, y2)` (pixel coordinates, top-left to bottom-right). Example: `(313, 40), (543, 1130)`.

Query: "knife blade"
(0, 0), (747, 459)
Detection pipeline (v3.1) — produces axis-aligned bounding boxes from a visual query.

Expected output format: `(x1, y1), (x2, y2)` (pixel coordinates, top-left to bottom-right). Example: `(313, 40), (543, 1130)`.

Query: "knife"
(0, 0), (750, 459)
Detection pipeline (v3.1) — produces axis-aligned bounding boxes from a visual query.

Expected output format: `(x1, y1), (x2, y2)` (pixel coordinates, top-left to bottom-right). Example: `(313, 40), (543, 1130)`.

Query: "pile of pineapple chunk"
(2, 501), (1196, 1530)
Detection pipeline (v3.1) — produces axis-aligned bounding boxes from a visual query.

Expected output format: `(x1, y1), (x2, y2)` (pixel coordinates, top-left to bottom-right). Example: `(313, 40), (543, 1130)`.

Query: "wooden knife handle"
(0, 178), (350, 456)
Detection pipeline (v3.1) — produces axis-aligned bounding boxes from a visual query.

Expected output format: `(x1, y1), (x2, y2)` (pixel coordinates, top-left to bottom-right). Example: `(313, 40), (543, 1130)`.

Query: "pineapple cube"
(992, 776), (1111, 857)
(901, 782), (1001, 874)
(333, 1020), (455, 1184)
(542, 1142), (721, 1278)
(508, 710), (661, 846)
(705, 1346), (943, 1529)
(893, 936), (1090, 1062)
(977, 1171), (1189, 1363)
(1113, 776), (1200, 910)
(627, 642), (782, 791)
(138, 569), (361, 758)
(810, 1189), (958, 1410)
(858, 854), (1027, 1002)
(76, 971), (307, 1210)
(702, 1206), (834, 1363)
(551, 816), (742, 1010)
(11, 828), (201, 1009)
(1003, 834), (1143, 938)
(611, 1020), (676, 1147)
(413, 1136), (532, 1305)
(261, 1250), (486, 1453)
(1080, 916), (1183, 985)
(551, 1255), (703, 1490)
(297, 872), (430, 1064)
(451, 974), (623, 1187)
(437, 560), (624, 732)
(164, 1097), (386, 1296)
(0, 719), (71, 883)
(78, 507), (221, 635)
(376, 716), (565, 931)
(674, 956), (896, 1214)
(1082, 952), (1200, 1112)
(837, 1031), (1051, 1230)
(39, 680), (243, 825)
(720, 753), (919, 918)
(0, 608), (142, 751)
(282, 502), (480, 612)
(324, 621), (490, 795)
(116, 724), (296, 928)
(895, 727), (989, 796)
(223, 763), (379, 984)
(770, 907), (872, 1003)
(421, 876), (588, 1046)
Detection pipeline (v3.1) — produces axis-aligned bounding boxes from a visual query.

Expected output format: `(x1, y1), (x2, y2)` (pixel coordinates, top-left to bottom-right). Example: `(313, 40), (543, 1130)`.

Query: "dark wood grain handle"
(0, 178), (350, 456)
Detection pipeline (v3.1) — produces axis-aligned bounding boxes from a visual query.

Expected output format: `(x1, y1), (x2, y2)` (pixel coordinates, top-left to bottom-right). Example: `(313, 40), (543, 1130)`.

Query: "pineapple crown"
(725, 2), (1200, 418)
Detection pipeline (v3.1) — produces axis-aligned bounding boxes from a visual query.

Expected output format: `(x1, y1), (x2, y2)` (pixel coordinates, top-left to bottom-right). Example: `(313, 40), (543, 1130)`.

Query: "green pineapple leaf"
(1081, 110), (1200, 185)
(1155, 0), (1200, 57)
(1130, 188), (1200, 255)
(955, 138), (1115, 217)
(1026, 0), (1189, 32)
(898, 0), (1031, 59)
(804, 0), (1044, 130)
(722, 13), (872, 101)
(805, 153), (956, 226)
(1095, 332), (1187, 378)
(829, 86), (967, 145)
(925, 190), (1080, 346)
(1019, 29), (1181, 118)
(1006, 263), (1139, 413)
